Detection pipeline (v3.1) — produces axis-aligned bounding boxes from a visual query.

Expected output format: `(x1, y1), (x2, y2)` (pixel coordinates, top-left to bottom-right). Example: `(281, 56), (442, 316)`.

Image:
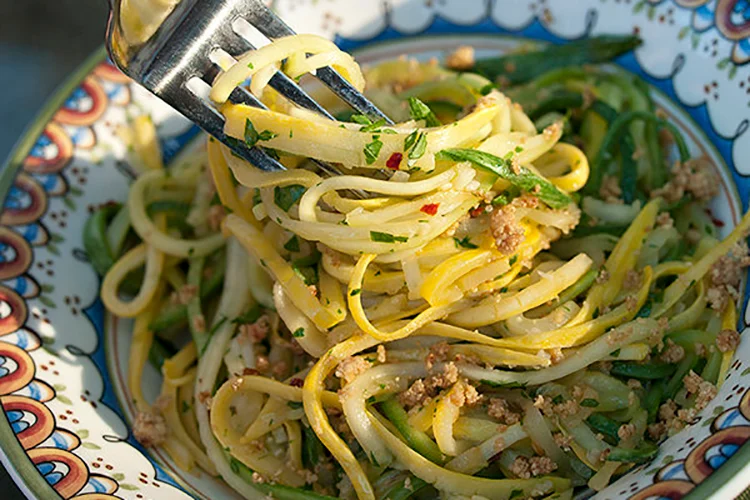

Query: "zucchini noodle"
(91, 33), (750, 500)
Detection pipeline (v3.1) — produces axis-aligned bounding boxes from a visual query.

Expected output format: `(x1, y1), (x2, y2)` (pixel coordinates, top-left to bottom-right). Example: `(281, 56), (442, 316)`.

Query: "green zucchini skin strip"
(379, 397), (445, 465)
(472, 35), (641, 84)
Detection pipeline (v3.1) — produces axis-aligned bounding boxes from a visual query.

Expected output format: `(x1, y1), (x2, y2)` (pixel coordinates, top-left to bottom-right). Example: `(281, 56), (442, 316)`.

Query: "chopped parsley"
(580, 398), (600, 407)
(407, 97), (441, 127)
(274, 184), (306, 211)
(405, 131), (427, 165)
(364, 136), (384, 164)
(350, 288), (362, 296)
(292, 327), (305, 338)
(370, 231), (408, 243)
(243, 119), (277, 148)
(454, 236), (478, 249)
(360, 118), (386, 133)
(284, 235), (300, 253)
(509, 255), (518, 266)
(552, 394), (564, 405)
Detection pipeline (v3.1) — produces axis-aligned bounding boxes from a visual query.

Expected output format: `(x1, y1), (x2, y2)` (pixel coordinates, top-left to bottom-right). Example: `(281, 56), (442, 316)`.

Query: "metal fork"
(105, 0), (391, 176)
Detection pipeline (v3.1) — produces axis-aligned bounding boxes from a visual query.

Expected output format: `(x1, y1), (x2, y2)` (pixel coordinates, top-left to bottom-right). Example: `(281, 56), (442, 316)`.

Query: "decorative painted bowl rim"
(3, 1), (750, 499)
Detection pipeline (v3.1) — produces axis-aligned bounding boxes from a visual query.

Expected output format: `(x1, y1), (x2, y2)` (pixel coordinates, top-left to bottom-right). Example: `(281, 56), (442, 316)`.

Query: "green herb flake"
(243, 119), (277, 148)
(292, 327), (305, 338)
(350, 288), (362, 297)
(611, 348), (621, 358)
(364, 137), (384, 165)
(284, 235), (300, 253)
(454, 236), (478, 249)
(274, 184), (306, 211)
(407, 97), (441, 127)
(552, 394), (564, 405)
(370, 231), (408, 243)
(509, 255), (518, 266)
(580, 398), (600, 407)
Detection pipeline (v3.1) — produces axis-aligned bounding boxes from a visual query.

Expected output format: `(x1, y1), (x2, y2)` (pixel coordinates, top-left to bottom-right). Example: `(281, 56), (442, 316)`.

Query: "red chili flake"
(242, 367), (259, 376)
(705, 208), (725, 227)
(289, 378), (304, 388)
(386, 152), (403, 170)
(470, 205), (485, 217)
(420, 203), (439, 215)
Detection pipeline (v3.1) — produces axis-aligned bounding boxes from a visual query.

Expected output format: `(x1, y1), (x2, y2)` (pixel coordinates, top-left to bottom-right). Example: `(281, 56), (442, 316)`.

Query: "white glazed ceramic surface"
(2, 1), (750, 499)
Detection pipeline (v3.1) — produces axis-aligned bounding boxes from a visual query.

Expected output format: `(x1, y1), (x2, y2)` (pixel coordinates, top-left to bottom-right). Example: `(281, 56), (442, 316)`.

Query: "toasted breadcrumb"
(425, 341), (450, 370)
(239, 315), (270, 343)
(617, 423), (637, 441)
(400, 362), (461, 409)
(490, 205), (525, 255)
(445, 45), (475, 70)
(376, 345), (387, 363)
(623, 269), (642, 291)
(707, 241), (750, 311)
(488, 398), (521, 425)
(133, 410), (168, 447)
(335, 357), (370, 384)
(192, 314), (206, 333)
(656, 211), (674, 228)
(509, 456), (558, 479)
(599, 175), (623, 204)
(651, 157), (719, 203)
(176, 284), (198, 305)
(207, 204), (226, 231)
(553, 432), (573, 451)
(660, 339), (685, 363)
(717, 329), (741, 353)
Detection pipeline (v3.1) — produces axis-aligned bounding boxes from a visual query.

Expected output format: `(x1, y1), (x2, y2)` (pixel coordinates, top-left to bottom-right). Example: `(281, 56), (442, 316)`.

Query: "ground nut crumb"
(660, 339), (685, 363)
(445, 45), (475, 70)
(683, 370), (703, 394)
(682, 371), (717, 410)
(251, 472), (266, 484)
(596, 268), (610, 284)
(656, 211), (674, 228)
(534, 394), (579, 418)
(617, 423), (637, 441)
(488, 398), (521, 425)
(192, 314), (206, 333)
(599, 175), (623, 204)
(399, 379), (428, 409)
(176, 284), (198, 305)
(207, 204), (226, 231)
(707, 241), (750, 311)
(335, 357), (370, 384)
(651, 157), (720, 203)
(623, 269), (642, 291)
(490, 205), (525, 256)
(376, 345), (387, 363)
(717, 329), (741, 353)
(239, 315), (270, 343)
(553, 433), (573, 451)
(509, 456), (558, 479)
(548, 347), (564, 364)
(426, 362), (459, 390)
(425, 341), (450, 370)
(400, 362), (460, 409)
(627, 379), (642, 390)
(133, 410), (168, 447)
(449, 381), (482, 408)
(255, 355), (270, 372)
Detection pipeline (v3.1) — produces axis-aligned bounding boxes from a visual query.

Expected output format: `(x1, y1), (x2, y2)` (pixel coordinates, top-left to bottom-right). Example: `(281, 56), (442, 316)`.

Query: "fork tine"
(220, 35), (336, 119)
(242, 0), (393, 124)
(202, 65), (361, 181)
